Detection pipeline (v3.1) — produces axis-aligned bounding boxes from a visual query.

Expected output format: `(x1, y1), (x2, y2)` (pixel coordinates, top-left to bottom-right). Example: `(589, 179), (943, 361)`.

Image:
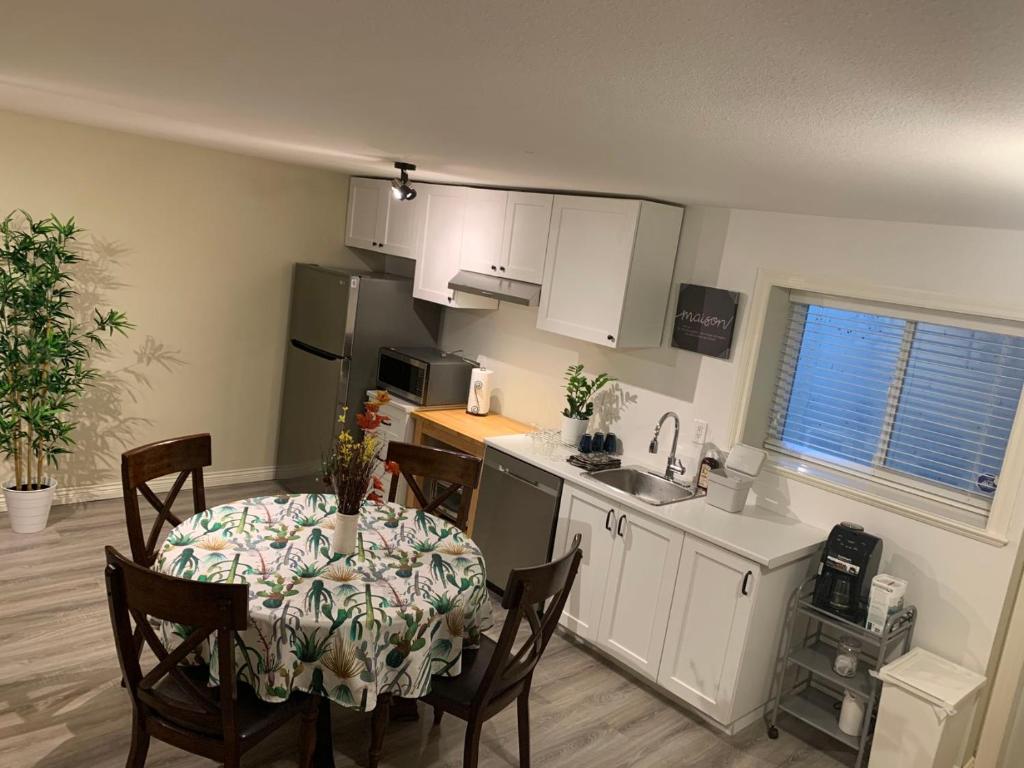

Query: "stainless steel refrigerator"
(276, 264), (442, 492)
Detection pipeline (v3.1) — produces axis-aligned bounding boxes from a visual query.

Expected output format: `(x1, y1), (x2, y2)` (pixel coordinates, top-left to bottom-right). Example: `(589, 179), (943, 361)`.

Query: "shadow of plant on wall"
(590, 383), (638, 435)
(56, 236), (186, 489)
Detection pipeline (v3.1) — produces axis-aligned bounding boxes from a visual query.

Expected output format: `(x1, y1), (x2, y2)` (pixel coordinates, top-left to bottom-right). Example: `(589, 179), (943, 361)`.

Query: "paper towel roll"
(467, 368), (493, 416)
(839, 690), (865, 736)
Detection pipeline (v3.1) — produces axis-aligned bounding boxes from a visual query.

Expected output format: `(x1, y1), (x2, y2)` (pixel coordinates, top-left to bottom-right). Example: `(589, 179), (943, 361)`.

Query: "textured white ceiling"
(0, 1), (1022, 228)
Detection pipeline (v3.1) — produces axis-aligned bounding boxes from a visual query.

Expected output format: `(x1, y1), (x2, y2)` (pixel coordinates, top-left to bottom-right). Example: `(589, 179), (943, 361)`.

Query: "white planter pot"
(3, 477), (57, 534)
(332, 512), (359, 556)
(560, 415), (589, 447)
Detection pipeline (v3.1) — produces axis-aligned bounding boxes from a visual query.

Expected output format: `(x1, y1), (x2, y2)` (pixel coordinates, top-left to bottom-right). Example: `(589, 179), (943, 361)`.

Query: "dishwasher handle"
(484, 453), (560, 498)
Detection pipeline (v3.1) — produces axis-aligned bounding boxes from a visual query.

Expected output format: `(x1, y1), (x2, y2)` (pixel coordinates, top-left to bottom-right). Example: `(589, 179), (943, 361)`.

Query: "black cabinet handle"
(499, 266), (506, 272)
(616, 514), (627, 537)
(605, 508), (614, 531)
(741, 570), (753, 595)
(607, 334), (615, 342)
(491, 265), (497, 270)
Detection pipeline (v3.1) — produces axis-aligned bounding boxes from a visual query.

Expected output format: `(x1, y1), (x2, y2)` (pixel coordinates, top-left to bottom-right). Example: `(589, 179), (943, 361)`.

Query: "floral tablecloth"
(153, 493), (493, 711)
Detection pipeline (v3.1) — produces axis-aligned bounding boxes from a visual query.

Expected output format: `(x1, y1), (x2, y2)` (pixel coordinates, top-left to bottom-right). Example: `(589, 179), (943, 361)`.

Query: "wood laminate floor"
(0, 481), (854, 767)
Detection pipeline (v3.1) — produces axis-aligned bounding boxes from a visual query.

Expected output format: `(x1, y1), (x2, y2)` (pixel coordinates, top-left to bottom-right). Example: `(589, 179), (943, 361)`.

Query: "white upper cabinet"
(459, 190), (553, 284)
(459, 188), (508, 274)
(537, 196), (683, 348)
(501, 192), (553, 283)
(345, 177), (386, 251)
(658, 537), (758, 724)
(344, 177), (420, 259)
(413, 184), (497, 309)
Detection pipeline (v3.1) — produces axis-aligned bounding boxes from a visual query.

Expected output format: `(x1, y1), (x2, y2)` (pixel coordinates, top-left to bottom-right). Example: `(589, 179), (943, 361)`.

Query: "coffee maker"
(812, 522), (882, 624)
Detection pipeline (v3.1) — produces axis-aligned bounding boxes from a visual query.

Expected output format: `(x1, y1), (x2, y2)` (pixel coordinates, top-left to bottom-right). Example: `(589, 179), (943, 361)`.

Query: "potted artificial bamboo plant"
(561, 364), (613, 446)
(0, 211), (130, 533)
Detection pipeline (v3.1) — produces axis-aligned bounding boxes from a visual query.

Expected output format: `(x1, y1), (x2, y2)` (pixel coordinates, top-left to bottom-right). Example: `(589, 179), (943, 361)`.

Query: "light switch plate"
(693, 418), (708, 444)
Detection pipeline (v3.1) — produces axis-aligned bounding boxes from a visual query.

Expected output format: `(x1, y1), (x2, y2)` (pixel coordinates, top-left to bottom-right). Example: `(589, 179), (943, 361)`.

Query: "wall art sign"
(671, 283), (740, 358)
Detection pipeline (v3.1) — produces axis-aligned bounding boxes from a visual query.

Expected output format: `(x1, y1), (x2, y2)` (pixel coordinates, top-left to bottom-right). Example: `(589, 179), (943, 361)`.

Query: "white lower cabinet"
(555, 484), (681, 678)
(657, 537), (758, 723)
(555, 485), (616, 642)
(554, 481), (811, 732)
(596, 509), (682, 680)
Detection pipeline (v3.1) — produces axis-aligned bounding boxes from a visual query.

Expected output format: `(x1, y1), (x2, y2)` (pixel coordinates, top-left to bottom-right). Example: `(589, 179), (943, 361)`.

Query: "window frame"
(731, 271), (1024, 545)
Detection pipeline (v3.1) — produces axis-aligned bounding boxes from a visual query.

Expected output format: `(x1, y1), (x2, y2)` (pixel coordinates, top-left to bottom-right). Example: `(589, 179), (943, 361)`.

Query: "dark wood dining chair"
(385, 441), (482, 532)
(121, 434), (212, 567)
(104, 546), (319, 768)
(369, 534), (584, 768)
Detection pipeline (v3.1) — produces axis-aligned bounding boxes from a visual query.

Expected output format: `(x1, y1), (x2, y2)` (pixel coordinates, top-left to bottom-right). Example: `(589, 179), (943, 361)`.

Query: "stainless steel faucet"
(649, 411), (685, 481)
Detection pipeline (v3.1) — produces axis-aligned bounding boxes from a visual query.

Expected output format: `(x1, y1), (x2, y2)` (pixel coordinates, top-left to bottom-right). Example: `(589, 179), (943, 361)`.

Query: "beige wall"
(442, 206), (1024, 675)
(0, 109), (370, 494)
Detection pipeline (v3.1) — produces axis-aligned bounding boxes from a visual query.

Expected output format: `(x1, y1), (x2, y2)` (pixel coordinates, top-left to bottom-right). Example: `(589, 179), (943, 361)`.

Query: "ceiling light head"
(392, 161), (417, 201)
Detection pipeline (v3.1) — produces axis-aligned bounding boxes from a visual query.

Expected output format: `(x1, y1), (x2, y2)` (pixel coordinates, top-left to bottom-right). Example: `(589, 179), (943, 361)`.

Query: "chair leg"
(517, 691), (531, 768)
(369, 693), (392, 768)
(298, 700), (319, 768)
(125, 711), (149, 768)
(432, 705), (444, 727)
(463, 718), (483, 768)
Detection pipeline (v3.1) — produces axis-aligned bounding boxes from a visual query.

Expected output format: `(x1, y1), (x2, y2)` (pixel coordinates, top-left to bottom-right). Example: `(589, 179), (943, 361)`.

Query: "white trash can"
(868, 648), (986, 768)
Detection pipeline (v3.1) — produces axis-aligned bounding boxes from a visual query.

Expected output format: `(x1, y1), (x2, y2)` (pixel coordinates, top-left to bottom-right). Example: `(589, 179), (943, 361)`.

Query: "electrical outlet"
(693, 419), (708, 444)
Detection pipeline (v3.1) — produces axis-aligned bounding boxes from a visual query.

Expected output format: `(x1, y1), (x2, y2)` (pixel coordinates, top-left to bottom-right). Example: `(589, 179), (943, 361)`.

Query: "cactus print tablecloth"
(153, 493), (493, 712)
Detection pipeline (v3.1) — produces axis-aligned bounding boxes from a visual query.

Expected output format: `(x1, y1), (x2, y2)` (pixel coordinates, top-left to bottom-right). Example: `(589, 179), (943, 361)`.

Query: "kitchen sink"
(586, 466), (700, 506)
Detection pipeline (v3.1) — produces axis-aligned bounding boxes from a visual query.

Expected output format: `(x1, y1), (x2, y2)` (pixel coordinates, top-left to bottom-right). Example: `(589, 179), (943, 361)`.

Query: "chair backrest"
(122, 434), (212, 566)
(385, 442), (482, 531)
(104, 546), (248, 744)
(476, 534), (584, 705)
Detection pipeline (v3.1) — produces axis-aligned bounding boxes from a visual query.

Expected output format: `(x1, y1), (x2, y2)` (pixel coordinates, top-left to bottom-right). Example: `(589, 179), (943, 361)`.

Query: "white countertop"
(485, 434), (827, 570)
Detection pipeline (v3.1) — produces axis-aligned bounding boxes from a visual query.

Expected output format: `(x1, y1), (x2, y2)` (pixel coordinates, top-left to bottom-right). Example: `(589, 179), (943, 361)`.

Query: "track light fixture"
(391, 162), (417, 201)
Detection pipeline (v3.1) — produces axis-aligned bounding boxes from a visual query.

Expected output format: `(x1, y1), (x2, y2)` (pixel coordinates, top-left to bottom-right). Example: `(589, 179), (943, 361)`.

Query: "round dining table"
(153, 492), (493, 766)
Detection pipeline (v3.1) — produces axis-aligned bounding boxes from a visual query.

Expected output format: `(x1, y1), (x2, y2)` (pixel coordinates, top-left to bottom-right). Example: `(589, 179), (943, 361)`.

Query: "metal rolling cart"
(765, 577), (917, 768)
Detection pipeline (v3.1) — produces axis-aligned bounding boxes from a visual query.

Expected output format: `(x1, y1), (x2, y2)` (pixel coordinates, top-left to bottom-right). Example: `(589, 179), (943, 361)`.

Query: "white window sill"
(766, 453), (1009, 547)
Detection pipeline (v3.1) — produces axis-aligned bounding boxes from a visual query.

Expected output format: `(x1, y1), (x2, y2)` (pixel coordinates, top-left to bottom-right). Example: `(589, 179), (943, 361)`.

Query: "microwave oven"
(376, 347), (477, 407)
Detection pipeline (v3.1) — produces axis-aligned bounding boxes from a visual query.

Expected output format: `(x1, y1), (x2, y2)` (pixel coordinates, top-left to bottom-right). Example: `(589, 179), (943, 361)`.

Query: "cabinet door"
(380, 192), (420, 259)
(501, 192), (552, 283)
(413, 184), (465, 306)
(657, 537), (758, 723)
(596, 510), (683, 679)
(553, 485), (617, 642)
(345, 177), (386, 250)
(460, 188), (507, 274)
(537, 196), (640, 347)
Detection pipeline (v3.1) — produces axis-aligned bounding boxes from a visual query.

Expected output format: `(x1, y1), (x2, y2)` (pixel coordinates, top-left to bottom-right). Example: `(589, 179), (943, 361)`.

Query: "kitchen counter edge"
(484, 434), (827, 570)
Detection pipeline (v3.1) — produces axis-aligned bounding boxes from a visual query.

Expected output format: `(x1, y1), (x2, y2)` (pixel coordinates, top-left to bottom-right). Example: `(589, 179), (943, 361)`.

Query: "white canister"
(839, 690), (865, 736)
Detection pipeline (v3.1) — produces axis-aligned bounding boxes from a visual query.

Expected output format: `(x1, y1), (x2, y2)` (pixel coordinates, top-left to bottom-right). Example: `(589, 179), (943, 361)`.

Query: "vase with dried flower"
(322, 391), (397, 554)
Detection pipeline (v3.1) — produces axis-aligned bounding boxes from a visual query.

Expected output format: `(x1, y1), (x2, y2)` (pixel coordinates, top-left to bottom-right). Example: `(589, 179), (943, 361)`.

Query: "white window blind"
(766, 301), (1024, 525)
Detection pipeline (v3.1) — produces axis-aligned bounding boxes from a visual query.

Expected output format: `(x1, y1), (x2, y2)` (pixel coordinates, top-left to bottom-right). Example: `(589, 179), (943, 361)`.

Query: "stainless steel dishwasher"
(471, 447), (563, 593)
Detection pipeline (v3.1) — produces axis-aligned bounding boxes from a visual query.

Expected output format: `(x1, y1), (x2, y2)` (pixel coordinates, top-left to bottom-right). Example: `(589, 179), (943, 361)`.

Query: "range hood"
(447, 270), (541, 307)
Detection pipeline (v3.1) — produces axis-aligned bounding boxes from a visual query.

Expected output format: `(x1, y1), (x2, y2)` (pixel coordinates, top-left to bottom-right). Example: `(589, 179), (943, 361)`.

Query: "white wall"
(441, 205), (1024, 673)
(0, 109), (374, 499)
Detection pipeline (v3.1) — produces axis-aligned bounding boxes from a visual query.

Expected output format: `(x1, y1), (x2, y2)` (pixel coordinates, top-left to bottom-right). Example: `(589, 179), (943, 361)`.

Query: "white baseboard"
(0, 465), (279, 512)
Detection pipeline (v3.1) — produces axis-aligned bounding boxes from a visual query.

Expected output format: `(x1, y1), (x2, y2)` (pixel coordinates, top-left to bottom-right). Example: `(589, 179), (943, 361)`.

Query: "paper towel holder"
(467, 368), (493, 416)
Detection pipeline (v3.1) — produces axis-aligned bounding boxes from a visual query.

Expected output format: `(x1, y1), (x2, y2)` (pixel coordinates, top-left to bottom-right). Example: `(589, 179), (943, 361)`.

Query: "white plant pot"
(560, 415), (589, 447)
(3, 477), (57, 534)
(332, 512), (359, 556)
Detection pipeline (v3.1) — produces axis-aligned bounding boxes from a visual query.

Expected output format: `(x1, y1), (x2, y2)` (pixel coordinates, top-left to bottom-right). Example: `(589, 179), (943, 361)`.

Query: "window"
(765, 299), (1024, 528)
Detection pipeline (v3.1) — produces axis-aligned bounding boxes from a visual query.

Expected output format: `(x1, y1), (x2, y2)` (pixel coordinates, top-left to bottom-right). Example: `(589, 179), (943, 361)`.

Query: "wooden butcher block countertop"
(411, 408), (532, 455)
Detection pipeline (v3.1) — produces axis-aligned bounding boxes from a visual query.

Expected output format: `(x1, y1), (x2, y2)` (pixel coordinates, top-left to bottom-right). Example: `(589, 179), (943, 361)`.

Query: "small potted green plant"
(561, 364), (613, 446)
(0, 211), (131, 533)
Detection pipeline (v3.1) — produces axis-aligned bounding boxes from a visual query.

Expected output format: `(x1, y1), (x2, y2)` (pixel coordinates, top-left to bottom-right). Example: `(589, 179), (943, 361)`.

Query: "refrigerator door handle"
(291, 338), (345, 361)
